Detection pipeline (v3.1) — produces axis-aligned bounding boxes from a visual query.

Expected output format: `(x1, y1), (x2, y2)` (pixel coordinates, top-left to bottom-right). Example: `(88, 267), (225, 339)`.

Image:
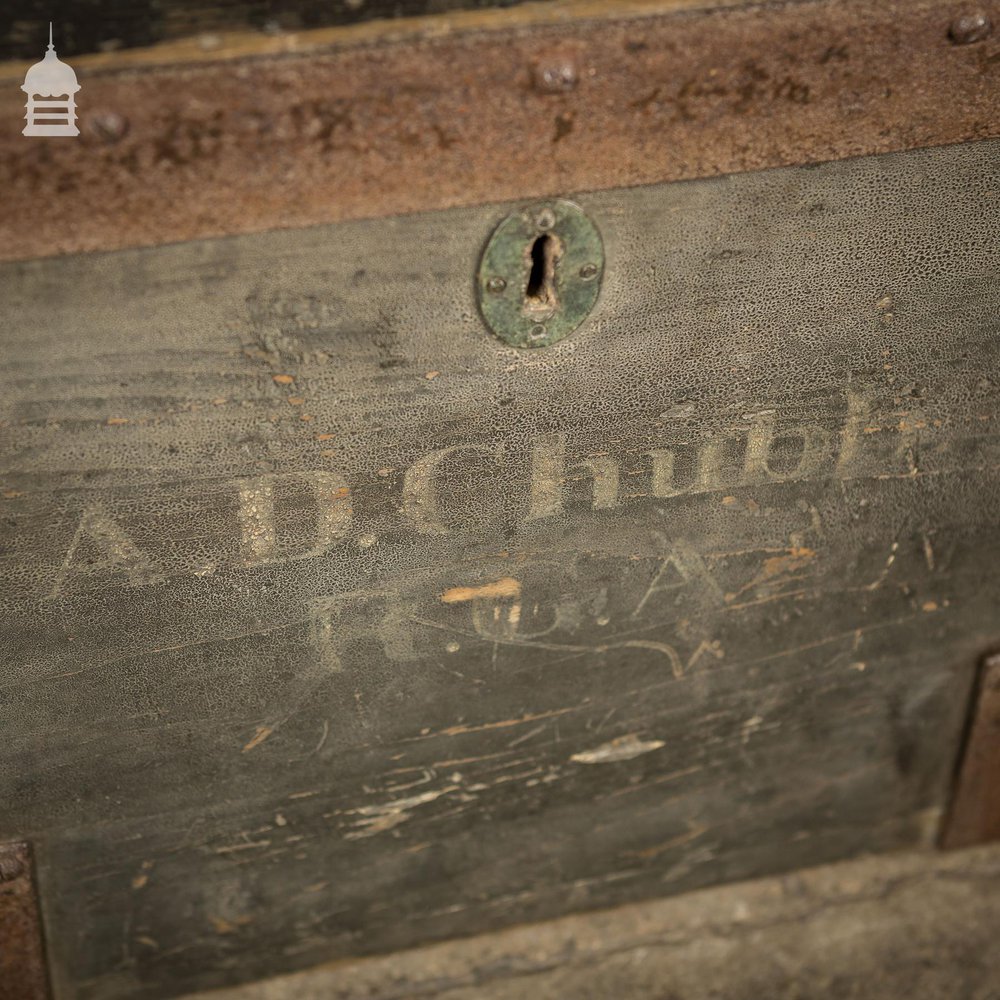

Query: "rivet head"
(88, 110), (129, 144)
(949, 12), (993, 43)
(536, 208), (556, 231)
(533, 57), (578, 93)
(579, 263), (599, 280)
(486, 276), (507, 293)
(530, 324), (548, 341)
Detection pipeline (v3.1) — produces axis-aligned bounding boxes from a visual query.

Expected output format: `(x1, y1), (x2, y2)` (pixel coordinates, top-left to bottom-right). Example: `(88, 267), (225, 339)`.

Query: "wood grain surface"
(1, 139), (998, 997)
(1, 0), (998, 261)
(184, 844), (1000, 1000)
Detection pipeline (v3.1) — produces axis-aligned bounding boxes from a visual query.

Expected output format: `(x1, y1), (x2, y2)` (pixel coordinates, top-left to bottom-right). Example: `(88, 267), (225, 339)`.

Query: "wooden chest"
(1, 2), (998, 997)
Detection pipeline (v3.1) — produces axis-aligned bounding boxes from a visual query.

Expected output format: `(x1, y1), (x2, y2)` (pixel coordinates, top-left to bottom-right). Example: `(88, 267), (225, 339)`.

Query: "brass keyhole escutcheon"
(477, 200), (603, 348)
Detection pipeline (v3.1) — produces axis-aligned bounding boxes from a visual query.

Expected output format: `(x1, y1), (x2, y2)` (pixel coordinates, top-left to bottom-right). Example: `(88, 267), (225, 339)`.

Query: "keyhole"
(524, 233), (561, 313)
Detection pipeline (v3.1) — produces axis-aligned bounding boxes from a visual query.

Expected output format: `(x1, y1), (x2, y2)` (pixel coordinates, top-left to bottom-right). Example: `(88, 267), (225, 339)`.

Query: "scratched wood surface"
(1, 139), (999, 999)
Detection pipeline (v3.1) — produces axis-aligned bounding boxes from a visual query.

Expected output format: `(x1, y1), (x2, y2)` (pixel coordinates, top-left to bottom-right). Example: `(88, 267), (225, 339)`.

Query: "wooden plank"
(1, 1), (547, 60)
(182, 844), (1000, 1000)
(1, 0), (998, 261)
(0, 2), (785, 63)
(0, 138), (998, 997)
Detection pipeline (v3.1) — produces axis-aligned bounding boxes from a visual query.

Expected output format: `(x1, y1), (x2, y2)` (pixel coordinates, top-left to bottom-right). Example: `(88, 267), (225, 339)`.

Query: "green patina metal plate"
(476, 199), (604, 348)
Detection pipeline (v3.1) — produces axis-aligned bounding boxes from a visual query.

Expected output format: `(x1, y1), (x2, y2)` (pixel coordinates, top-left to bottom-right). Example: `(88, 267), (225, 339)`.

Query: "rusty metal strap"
(0, 842), (50, 1000)
(0, 0), (998, 261)
(942, 654), (1000, 849)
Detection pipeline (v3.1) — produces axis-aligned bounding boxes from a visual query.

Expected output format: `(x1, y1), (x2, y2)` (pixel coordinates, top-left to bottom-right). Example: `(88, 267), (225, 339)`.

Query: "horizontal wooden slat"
(1, 138), (997, 997)
(0, 0), (998, 261)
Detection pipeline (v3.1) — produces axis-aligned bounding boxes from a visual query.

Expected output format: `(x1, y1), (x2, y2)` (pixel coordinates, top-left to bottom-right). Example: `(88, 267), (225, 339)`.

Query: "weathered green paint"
(1, 139), (998, 999)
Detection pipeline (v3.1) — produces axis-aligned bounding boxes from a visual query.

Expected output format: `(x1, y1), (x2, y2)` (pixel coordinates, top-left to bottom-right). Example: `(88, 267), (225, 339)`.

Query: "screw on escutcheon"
(948, 12), (993, 44)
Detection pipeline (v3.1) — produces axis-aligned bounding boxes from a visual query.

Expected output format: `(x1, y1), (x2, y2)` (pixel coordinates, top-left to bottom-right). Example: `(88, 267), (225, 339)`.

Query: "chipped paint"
(242, 726), (274, 753)
(345, 785), (461, 840)
(571, 734), (666, 765)
(440, 578), (521, 604)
